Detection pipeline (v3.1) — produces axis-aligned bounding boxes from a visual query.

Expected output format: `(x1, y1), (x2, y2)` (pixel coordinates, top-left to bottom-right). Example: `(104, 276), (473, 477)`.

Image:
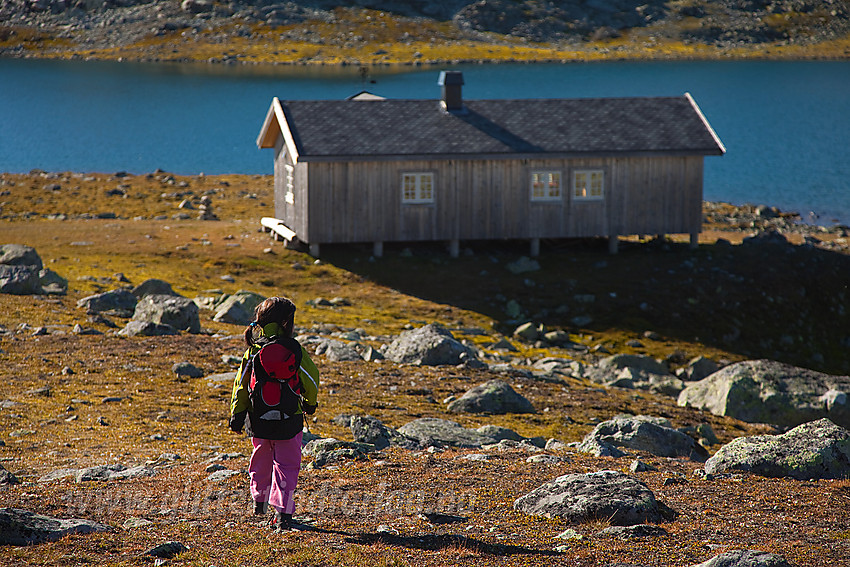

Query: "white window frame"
(284, 163), (295, 205)
(401, 172), (434, 204)
(530, 170), (562, 202)
(573, 169), (605, 201)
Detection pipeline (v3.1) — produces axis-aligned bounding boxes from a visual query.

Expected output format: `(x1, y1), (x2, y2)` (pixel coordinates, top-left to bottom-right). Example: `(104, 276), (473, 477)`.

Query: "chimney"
(438, 71), (464, 112)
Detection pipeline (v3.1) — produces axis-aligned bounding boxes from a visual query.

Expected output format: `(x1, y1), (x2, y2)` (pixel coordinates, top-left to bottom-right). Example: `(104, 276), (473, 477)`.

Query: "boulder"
(315, 339), (363, 362)
(212, 290), (266, 325)
(579, 415), (707, 461)
(585, 354), (672, 385)
(118, 320), (180, 337)
(350, 415), (419, 450)
(131, 278), (180, 299)
(692, 549), (793, 567)
(131, 294), (200, 333)
(0, 244), (43, 270)
(0, 464), (20, 485)
(38, 268), (67, 295)
(172, 362), (203, 378)
(302, 438), (374, 467)
(446, 379), (535, 414)
(513, 470), (675, 525)
(678, 360), (850, 429)
(397, 417), (509, 448)
(704, 418), (850, 480)
(684, 356), (720, 381)
(0, 265), (41, 295)
(77, 289), (137, 317)
(383, 323), (477, 366)
(0, 508), (110, 545)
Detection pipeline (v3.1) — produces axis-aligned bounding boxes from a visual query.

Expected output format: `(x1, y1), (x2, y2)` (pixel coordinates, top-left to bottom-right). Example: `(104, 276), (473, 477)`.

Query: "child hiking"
(229, 296), (319, 531)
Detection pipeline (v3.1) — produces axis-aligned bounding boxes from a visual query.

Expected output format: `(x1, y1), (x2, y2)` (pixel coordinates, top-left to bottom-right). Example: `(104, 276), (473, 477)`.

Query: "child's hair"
(244, 296), (296, 347)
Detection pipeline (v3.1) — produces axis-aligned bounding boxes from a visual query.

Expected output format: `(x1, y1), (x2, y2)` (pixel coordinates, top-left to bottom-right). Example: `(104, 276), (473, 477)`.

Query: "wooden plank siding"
(287, 155), (705, 246)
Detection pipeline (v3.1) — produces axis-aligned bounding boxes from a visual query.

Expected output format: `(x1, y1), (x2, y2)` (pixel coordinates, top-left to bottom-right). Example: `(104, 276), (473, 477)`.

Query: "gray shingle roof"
(279, 95), (724, 160)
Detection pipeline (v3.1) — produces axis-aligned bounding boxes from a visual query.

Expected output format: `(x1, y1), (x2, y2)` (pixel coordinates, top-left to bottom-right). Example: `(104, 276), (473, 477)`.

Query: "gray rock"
(145, 541), (190, 558)
(576, 436), (627, 458)
(384, 323), (477, 366)
(77, 288), (137, 317)
(691, 549), (793, 567)
(446, 379), (535, 414)
(580, 415), (707, 461)
(476, 424), (524, 442)
(506, 256), (540, 274)
(678, 359), (850, 428)
(0, 508), (110, 545)
(207, 469), (240, 482)
(131, 294), (200, 333)
(586, 354), (672, 385)
(597, 524), (668, 538)
(0, 264), (41, 295)
(38, 268), (67, 295)
(397, 418), (505, 448)
(685, 356), (720, 381)
(0, 464), (20, 485)
(350, 415), (419, 450)
(315, 339), (363, 362)
(212, 290), (266, 325)
(513, 470), (675, 525)
(118, 320), (179, 337)
(302, 438), (374, 467)
(107, 466), (156, 481)
(131, 278), (179, 299)
(0, 244), (43, 270)
(37, 468), (79, 483)
(704, 418), (850, 480)
(172, 362), (203, 378)
(513, 322), (540, 341)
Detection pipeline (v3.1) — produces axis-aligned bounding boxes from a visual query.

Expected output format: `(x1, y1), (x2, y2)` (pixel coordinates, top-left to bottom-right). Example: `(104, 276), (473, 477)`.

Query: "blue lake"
(1, 58), (849, 224)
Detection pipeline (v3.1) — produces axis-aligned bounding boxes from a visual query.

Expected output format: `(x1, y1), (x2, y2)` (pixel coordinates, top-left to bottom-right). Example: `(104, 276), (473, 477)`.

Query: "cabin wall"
(294, 155), (704, 245)
(273, 140), (309, 238)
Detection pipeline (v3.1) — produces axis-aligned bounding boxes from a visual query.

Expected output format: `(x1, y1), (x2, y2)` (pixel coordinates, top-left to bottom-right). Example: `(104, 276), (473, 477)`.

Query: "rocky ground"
(1, 0), (849, 65)
(1, 171), (849, 566)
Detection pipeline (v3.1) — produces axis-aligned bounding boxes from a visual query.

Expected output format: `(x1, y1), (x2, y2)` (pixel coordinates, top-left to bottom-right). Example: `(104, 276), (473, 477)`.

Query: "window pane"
(574, 172), (587, 198)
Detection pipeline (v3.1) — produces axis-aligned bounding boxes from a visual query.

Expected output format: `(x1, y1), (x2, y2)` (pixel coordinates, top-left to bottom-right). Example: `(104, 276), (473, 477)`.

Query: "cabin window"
(530, 171), (562, 201)
(402, 173), (434, 204)
(284, 163), (295, 204)
(573, 170), (604, 200)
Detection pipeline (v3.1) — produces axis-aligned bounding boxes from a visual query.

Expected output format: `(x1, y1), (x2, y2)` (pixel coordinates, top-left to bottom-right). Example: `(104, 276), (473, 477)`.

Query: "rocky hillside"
(1, 0), (849, 63)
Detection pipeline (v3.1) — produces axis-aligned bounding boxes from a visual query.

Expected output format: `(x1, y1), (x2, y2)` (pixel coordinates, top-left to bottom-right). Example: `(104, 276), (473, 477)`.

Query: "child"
(229, 296), (319, 531)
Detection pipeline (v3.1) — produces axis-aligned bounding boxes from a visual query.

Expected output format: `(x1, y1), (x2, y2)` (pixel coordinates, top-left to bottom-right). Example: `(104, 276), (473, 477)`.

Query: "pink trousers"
(249, 432), (303, 514)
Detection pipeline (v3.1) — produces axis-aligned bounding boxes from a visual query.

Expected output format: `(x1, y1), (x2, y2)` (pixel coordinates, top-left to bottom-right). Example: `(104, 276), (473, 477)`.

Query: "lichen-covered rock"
(397, 418), (508, 448)
(0, 508), (110, 545)
(131, 293), (200, 333)
(513, 470), (675, 525)
(212, 290), (266, 325)
(350, 415), (419, 450)
(691, 549), (793, 567)
(0, 265), (41, 295)
(0, 244), (43, 270)
(77, 288), (137, 317)
(704, 418), (850, 480)
(446, 379), (535, 414)
(384, 323), (477, 366)
(678, 359), (850, 428)
(131, 278), (180, 299)
(579, 415), (707, 461)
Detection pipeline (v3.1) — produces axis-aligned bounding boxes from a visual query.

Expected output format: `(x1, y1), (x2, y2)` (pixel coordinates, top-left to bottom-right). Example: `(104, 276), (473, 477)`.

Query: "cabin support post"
(309, 242), (320, 257)
(529, 238), (540, 257)
(373, 241), (383, 258)
(608, 234), (619, 255)
(689, 230), (699, 250)
(448, 239), (460, 258)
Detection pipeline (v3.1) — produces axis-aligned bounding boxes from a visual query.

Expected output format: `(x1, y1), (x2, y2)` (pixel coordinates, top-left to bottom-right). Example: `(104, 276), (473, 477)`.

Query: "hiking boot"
(272, 511), (292, 531)
(253, 501), (268, 516)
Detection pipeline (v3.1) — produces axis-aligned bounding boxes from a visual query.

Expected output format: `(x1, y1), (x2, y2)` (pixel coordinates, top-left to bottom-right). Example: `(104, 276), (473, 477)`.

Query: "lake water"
(1, 58), (849, 225)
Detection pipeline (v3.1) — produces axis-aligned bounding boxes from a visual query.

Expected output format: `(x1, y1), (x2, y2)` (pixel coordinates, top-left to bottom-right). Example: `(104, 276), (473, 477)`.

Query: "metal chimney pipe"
(438, 71), (464, 111)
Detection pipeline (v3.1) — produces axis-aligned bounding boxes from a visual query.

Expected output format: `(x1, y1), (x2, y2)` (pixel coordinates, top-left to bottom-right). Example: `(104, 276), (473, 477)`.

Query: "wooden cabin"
(257, 71), (725, 257)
